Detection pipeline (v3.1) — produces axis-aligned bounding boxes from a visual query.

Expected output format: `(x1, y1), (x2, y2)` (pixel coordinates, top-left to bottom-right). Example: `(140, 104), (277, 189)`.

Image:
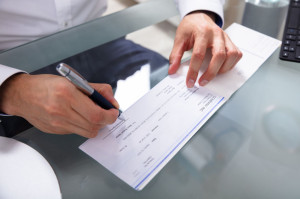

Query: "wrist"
(0, 73), (31, 115)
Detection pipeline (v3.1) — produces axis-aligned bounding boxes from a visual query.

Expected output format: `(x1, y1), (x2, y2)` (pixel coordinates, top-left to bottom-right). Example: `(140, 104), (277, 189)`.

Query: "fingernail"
(187, 79), (195, 88)
(199, 80), (208, 86)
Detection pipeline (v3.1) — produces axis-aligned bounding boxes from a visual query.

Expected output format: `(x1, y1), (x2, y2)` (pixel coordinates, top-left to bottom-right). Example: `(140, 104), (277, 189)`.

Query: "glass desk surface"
(1, 0), (300, 198)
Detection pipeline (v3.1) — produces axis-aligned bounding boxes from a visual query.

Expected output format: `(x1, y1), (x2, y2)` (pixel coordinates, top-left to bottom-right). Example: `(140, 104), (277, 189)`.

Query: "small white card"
(79, 23), (281, 190)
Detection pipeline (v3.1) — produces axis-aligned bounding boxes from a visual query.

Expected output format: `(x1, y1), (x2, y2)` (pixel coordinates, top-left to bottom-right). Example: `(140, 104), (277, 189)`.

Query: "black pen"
(56, 63), (125, 121)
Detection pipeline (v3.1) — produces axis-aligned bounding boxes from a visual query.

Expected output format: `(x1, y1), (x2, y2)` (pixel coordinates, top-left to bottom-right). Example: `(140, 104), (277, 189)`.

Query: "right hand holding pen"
(0, 74), (119, 138)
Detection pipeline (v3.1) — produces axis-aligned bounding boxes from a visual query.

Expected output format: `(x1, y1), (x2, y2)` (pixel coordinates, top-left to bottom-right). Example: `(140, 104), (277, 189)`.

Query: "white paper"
(81, 75), (225, 190)
(79, 23), (281, 190)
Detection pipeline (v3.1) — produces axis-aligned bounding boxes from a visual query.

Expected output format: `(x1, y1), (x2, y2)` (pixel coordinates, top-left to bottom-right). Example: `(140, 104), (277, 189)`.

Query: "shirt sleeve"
(0, 65), (26, 116)
(0, 64), (26, 87)
(174, 0), (225, 27)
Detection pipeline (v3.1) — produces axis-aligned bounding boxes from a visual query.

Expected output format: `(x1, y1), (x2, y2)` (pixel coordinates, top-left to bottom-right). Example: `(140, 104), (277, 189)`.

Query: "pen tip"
(118, 114), (126, 121)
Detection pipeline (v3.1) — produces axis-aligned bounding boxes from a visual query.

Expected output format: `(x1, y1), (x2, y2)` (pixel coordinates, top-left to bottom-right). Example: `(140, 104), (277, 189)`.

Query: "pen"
(56, 63), (125, 121)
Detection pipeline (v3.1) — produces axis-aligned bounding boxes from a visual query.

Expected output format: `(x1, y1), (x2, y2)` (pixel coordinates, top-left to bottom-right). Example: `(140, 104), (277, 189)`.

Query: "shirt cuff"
(0, 64), (26, 86)
(0, 64), (27, 116)
(176, 0), (224, 28)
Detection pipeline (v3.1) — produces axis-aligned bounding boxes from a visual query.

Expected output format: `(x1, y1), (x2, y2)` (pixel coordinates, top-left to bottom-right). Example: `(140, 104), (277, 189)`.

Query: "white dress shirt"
(0, 0), (224, 86)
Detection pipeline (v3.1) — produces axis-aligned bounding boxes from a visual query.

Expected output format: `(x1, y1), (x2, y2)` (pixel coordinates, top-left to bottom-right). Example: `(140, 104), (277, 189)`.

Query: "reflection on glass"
(263, 105), (300, 153)
(178, 114), (246, 186)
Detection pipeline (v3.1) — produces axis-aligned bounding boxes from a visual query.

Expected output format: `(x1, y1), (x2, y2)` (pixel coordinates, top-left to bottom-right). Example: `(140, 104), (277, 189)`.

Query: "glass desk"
(1, 0), (300, 198)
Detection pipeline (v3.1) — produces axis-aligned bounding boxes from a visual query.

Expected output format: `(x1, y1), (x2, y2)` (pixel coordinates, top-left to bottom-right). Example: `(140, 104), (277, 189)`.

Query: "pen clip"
(56, 63), (94, 95)
(57, 63), (86, 80)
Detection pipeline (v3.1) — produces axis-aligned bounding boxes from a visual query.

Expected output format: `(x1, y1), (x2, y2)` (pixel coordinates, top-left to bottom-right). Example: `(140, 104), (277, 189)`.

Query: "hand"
(0, 73), (119, 138)
(169, 11), (242, 88)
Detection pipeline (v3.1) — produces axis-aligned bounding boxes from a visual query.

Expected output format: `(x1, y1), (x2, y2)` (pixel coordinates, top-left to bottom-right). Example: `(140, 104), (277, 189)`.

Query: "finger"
(168, 38), (185, 74)
(198, 35), (226, 86)
(51, 118), (104, 138)
(231, 48), (243, 68)
(70, 89), (119, 125)
(64, 107), (104, 134)
(226, 47), (243, 72)
(29, 116), (101, 138)
(231, 46), (243, 69)
(186, 38), (208, 88)
(219, 34), (242, 73)
(60, 116), (105, 138)
(91, 83), (119, 109)
(227, 34), (243, 67)
(26, 117), (71, 135)
(92, 108), (119, 125)
(77, 103), (119, 125)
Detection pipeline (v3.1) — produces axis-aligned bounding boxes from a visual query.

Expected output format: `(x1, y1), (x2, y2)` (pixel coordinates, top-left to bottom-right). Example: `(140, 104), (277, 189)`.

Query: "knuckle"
(88, 131), (98, 138)
(169, 54), (180, 61)
(189, 67), (199, 75)
(212, 26), (222, 34)
(88, 111), (103, 124)
(215, 50), (226, 59)
(205, 69), (217, 80)
(218, 69), (225, 74)
(54, 80), (72, 95)
(52, 82), (74, 102)
(238, 51), (243, 59)
(89, 124), (101, 134)
(49, 119), (62, 129)
(45, 103), (62, 117)
(99, 84), (113, 96)
(193, 51), (205, 60)
(219, 67), (228, 74)
(169, 55), (183, 66)
(226, 49), (235, 57)
(87, 125), (103, 138)
(103, 84), (112, 91)
(199, 23), (213, 33)
(207, 26), (222, 37)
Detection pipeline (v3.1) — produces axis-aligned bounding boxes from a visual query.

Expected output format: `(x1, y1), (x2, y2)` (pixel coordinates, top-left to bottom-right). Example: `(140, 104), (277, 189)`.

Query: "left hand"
(168, 11), (242, 88)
